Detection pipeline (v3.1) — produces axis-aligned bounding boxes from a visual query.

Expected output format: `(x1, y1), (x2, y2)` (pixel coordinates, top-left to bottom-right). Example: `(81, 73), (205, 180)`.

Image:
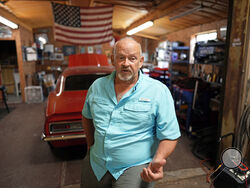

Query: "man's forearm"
(82, 116), (95, 149)
(153, 139), (178, 162)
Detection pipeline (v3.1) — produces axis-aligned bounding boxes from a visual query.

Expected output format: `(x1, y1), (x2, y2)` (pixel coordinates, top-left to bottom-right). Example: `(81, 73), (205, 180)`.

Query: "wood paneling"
(163, 19), (227, 45)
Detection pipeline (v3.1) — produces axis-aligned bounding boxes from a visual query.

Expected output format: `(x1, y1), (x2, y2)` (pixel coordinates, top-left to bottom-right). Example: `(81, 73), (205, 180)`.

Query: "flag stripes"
(52, 3), (113, 45)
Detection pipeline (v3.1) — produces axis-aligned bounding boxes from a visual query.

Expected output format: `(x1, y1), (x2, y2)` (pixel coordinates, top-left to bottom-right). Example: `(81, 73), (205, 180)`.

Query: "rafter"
(122, 0), (196, 35)
(94, 0), (154, 10)
(133, 32), (160, 40)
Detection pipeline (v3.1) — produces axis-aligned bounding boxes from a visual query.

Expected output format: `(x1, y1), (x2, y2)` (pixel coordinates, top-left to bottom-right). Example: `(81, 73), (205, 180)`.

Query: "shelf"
(194, 62), (223, 66)
(203, 80), (222, 87)
(172, 60), (189, 64)
(192, 77), (222, 87)
(207, 81), (222, 87)
(196, 41), (225, 47)
(171, 74), (188, 78)
(176, 111), (187, 120)
(172, 46), (190, 50)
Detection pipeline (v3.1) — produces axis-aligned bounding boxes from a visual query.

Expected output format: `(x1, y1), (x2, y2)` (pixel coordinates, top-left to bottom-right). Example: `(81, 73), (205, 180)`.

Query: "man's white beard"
(118, 72), (133, 81)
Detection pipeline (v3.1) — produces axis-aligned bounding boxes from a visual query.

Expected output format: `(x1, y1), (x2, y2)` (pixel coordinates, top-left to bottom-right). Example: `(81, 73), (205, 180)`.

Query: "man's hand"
(140, 139), (178, 182)
(140, 159), (166, 182)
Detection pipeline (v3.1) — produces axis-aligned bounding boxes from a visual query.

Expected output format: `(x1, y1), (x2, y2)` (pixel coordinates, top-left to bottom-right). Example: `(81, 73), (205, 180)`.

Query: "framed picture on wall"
(87, 46), (94, 54)
(80, 47), (85, 54)
(49, 53), (56, 61)
(63, 46), (76, 56)
(95, 45), (102, 54)
(44, 44), (54, 53)
(55, 53), (64, 61)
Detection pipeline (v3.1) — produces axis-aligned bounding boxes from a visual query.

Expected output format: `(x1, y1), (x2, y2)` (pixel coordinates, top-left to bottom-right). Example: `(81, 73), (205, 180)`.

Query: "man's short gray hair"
(113, 37), (142, 58)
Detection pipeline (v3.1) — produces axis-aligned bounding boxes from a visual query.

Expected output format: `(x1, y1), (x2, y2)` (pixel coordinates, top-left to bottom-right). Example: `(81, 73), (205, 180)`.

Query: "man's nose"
(122, 58), (130, 66)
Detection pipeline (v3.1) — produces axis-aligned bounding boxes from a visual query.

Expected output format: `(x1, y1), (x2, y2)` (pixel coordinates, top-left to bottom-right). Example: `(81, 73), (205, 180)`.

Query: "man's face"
(112, 39), (143, 82)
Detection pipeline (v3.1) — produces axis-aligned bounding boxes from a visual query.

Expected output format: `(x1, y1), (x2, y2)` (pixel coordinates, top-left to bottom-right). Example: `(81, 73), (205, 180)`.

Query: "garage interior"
(0, 0), (250, 187)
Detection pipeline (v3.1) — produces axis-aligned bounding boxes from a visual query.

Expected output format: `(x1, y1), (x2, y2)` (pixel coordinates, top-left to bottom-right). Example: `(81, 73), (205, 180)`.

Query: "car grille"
(49, 121), (83, 134)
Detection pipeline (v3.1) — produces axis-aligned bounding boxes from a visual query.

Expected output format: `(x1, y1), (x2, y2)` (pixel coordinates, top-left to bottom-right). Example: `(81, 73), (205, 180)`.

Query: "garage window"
(190, 30), (217, 64)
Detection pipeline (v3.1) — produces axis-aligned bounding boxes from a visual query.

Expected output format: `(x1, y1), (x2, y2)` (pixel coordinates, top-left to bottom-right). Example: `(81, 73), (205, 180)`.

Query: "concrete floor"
(0, 102), (212, 188)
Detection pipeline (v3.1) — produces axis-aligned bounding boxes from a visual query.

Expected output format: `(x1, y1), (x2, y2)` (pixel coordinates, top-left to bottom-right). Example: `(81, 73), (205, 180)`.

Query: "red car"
(41, 66), (114, 148)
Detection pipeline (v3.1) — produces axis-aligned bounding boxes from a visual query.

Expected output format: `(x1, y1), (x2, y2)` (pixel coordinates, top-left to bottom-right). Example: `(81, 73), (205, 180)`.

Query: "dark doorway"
(0, 40), (17, 65)
(0, 40), (21, 103)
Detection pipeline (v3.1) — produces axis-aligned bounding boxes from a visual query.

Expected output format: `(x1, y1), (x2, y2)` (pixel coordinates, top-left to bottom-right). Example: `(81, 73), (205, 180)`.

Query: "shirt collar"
(133, 70), (143, 92)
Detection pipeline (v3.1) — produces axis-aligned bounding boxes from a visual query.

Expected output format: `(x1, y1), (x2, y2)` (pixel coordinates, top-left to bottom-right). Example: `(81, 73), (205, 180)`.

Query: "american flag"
(51, 3), (113, 46)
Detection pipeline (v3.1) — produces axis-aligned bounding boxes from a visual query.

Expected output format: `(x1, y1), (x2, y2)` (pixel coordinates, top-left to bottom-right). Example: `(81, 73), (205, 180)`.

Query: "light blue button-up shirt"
(82, 71), (180, 181)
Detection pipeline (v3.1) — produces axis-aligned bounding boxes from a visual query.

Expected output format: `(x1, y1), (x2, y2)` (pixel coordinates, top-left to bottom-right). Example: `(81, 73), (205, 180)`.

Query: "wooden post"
(15, 29), (26, 102)
(218, 0), (250, 161)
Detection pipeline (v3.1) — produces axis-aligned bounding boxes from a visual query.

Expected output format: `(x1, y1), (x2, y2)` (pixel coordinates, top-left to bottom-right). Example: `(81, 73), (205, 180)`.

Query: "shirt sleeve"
(156, 85), (181, 140)
(82, 85), (93, 119)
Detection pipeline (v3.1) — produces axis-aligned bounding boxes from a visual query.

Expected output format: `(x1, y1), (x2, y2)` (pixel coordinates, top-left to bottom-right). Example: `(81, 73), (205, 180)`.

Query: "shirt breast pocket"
(124, 102), (151, 113)
(91, 97), (112, 120)
(121, 102), (153, 131)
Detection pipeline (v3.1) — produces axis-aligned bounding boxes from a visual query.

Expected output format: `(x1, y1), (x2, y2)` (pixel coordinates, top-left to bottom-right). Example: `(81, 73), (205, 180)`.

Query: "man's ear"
(139, 56), (144, 68)
(111, 54), (115, 66)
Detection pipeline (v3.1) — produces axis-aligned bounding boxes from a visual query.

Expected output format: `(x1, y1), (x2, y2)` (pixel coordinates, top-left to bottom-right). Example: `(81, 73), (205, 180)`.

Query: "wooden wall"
(154, 19), (227, 77)
(33, 27), (114, 65)
(164, 19), (227, 46)
(138, 19), (228, 67)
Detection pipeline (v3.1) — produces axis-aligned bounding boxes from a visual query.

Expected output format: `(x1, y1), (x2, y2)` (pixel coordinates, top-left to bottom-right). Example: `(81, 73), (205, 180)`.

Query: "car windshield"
(64, 74), (109, 91)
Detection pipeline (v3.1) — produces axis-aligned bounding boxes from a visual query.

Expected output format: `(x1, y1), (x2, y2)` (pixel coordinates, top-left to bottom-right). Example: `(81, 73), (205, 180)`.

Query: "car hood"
(47, 90), (88, 117)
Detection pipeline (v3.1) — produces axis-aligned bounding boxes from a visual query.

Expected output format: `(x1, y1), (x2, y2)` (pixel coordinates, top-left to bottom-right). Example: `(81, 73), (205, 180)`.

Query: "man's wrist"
(153, 154), (166, 162)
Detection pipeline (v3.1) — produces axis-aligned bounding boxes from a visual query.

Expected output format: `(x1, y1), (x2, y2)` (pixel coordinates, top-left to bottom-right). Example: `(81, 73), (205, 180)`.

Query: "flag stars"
(52, 3), (81, 27)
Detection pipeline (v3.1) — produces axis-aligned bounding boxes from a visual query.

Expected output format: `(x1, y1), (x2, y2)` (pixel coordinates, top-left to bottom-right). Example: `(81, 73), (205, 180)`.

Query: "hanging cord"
(206, 104), (250, 187)
(234, 105), (250, 160)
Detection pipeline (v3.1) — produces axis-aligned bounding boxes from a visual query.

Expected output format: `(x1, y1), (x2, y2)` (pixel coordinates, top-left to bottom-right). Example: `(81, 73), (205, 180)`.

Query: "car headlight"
(49, 121), (83, 134)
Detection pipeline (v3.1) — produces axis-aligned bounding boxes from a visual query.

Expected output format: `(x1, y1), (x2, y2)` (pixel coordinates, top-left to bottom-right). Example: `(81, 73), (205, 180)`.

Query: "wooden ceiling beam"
(202, 0), (228, 7)
(89, 0), (95, 7)
(192, 10), (221, 20)
(156, 18), (191, 28)
(133, 32), (160, 40)
(122, 0), (196, 35)
(94, 0), (153, 9)
(200, 9), (226, 18)
(7, 0), (68, 1)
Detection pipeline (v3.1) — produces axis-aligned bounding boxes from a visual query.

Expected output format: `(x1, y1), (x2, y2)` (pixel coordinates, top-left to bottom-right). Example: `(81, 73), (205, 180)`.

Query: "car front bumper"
(41, 132), (86, 142)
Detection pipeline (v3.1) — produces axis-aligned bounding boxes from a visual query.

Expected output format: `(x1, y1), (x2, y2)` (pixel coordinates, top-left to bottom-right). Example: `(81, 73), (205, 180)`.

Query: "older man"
(81, 37), (180, 188)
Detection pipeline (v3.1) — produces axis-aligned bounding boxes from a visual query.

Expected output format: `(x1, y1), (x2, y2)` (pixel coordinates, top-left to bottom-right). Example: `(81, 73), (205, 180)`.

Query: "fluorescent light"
(0, 16), (18, 29)
(127, 21), (153, 35)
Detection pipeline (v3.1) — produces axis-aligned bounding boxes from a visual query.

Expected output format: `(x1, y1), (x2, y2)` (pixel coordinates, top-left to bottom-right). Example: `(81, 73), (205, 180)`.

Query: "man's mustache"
(121, 68), (132, 72)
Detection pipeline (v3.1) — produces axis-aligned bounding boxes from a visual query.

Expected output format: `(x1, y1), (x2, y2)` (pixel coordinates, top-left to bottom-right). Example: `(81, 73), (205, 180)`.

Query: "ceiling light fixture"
(169, 4), (203, 21)
(127, 21), (153, 35)
(0, 16), (18, 29)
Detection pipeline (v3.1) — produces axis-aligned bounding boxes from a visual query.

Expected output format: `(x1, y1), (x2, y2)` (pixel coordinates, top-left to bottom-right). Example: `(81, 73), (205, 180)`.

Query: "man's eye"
(119, 56), (125, 60)
(130, 57), (137, 61)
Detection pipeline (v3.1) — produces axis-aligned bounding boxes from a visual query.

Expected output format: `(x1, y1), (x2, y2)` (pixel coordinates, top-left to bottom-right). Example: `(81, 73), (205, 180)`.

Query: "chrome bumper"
(41, 132), (86, 142)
